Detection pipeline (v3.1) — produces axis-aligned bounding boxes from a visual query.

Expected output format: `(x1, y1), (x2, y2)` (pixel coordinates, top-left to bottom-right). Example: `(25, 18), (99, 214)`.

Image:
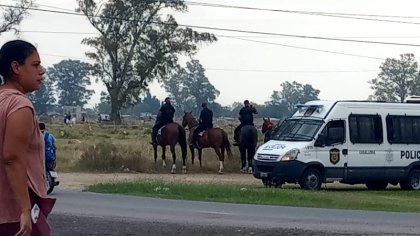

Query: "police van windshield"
(271, 118), (324, 141)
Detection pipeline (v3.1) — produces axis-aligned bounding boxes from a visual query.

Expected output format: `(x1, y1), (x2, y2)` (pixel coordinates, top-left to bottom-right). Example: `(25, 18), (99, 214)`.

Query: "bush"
(77, 139), (148, 172)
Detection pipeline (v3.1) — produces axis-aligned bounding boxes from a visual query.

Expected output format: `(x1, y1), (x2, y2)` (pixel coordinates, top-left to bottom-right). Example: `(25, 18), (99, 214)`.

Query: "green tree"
(0, 0), (34, 35)
(270, 81), (320, 115)
(164, 59), (220, 113)
(28, 75), (55, 115)
(48, 59), (93, 107)
(369, 54), (420, 102)
(122, 92), (161, 115)
(77, 0), (217, 124)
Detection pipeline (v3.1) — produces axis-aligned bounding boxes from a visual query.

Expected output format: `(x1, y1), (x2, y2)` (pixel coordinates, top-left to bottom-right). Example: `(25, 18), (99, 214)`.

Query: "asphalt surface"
(49, 190), (420, 236)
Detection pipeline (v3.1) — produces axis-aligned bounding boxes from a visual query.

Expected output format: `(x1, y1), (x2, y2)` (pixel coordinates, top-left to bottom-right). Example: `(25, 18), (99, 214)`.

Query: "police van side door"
(346, 114), (385, 182)
(314, 119), (347, 181)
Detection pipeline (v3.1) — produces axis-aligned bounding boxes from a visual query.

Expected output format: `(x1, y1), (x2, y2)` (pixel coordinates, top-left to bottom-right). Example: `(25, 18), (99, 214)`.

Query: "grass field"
(87, 180), (420, 212)
(48, 120), (253, 173)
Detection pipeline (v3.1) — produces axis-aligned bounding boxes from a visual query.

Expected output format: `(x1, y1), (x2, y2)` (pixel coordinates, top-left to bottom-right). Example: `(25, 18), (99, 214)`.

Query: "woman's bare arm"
(3, 107), (34, 225)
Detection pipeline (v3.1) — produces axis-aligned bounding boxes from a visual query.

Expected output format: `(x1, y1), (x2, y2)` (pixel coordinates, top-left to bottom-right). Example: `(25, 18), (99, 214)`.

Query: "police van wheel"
(365, 182), (388, 190)
(299, 168), (322, 190)
(400, 170), (420, 190)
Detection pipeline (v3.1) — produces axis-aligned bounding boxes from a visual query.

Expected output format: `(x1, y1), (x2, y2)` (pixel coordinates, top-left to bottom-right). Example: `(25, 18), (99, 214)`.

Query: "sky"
(2, 0), (420, 108)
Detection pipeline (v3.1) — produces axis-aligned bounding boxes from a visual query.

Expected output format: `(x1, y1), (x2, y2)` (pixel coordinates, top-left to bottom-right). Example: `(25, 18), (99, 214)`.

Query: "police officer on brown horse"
(233, 100), (258, 145)
(191, 102), (213, 148)
(151, 97), (175, 145)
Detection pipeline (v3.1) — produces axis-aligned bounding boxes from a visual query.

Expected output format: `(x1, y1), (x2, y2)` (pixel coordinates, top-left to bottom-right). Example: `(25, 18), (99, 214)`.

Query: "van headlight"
(280, 149), (299, 161)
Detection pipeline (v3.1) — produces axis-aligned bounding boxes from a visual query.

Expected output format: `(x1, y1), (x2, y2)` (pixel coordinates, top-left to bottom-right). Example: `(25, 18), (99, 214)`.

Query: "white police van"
(253, 100), (420, 190)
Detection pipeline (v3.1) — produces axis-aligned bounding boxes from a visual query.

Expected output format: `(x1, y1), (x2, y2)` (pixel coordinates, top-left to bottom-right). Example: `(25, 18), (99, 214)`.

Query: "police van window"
(349, 115), (383, 144)
(386, 115), (420, 144)
(326, 120), (345, 145)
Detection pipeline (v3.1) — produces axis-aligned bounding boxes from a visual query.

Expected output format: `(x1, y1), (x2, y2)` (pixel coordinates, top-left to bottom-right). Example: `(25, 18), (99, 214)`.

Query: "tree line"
(1, 1), (419, 123)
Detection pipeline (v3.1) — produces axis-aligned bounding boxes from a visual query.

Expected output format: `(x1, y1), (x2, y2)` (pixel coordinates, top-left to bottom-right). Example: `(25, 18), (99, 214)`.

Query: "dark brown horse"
(262, 117), (276, 143)
(182, 112), (232, 174)
(152, 122), (187, 174)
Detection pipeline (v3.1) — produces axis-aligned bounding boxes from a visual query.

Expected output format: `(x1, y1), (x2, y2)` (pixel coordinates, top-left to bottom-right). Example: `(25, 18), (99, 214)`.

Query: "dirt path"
(59, 172), (262, 190)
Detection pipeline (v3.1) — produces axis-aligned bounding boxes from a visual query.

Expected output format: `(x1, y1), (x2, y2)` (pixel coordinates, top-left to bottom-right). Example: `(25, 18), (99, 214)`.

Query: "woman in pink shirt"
(0, 40), (54, 236)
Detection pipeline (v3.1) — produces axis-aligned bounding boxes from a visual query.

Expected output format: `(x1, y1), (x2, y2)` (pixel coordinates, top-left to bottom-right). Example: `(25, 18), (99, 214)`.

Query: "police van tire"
(299, 168), (322, 190)
(365, 182), (388, 190)
(400, 169), (420, 190)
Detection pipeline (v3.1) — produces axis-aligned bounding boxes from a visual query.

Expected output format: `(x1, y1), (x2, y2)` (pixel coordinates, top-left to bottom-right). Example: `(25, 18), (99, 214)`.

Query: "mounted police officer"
(191, 102), (213, 147)
(151, 97), (176, 145)
(233, 100), (258, 145)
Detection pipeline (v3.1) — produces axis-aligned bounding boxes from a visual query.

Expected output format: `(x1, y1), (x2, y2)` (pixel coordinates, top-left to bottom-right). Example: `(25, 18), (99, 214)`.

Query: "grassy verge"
(87, 181), (420, 213)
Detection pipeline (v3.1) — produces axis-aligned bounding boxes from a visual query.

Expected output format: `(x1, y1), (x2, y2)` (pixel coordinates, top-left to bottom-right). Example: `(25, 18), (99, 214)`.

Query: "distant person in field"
(39, 122), (56, 164)
(150, 97), (176, 145)
(190, 102), (213, 147)
(233, 100), (258, 145)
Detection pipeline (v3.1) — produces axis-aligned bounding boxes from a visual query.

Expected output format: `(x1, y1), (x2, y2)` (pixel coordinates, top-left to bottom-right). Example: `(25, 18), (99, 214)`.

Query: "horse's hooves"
(218, 171), (224, 175)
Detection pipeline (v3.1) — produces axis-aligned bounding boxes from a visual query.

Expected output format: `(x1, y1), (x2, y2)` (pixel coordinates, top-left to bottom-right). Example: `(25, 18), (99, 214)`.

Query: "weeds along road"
(49, 189), (420, 236)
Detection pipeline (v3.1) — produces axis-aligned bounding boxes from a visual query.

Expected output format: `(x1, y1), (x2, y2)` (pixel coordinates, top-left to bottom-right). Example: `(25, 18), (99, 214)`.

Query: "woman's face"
(11, 50), (45, 93)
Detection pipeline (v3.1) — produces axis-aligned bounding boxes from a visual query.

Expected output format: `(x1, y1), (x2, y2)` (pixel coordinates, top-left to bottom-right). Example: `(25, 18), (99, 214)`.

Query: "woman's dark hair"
(0, 40), (37, 80)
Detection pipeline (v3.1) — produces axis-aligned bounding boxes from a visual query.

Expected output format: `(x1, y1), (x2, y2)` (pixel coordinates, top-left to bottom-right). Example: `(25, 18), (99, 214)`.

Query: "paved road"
(49, 190), (420, 235)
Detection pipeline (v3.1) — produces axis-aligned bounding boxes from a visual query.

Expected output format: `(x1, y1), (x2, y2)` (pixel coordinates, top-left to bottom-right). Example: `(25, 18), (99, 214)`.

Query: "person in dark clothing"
(233, 100), (258, 145)
(191, 102), (213, 147)
(150, 97), (176, 145)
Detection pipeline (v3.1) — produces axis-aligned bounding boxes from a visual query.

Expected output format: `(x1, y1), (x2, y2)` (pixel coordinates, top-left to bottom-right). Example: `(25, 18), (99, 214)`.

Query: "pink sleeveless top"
(0, 89), (46, 224)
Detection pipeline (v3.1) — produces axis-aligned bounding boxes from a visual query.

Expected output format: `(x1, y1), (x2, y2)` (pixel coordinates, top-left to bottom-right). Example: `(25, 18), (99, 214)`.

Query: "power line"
(21, 30), (97, 35)
(219, 35), (385, 60)
(40, 52), (378, 74)
(2, 4), (420, 47)
(20, 30), (385, 60)
(185, 1), (420, 25)
(21, 30), (420, 39)
(205, 68), (379, 73)
(30, 1), (420, 20)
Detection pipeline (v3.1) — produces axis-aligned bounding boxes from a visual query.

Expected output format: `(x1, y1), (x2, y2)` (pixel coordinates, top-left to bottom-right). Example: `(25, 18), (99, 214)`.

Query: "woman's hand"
(15, 210), (32, 236)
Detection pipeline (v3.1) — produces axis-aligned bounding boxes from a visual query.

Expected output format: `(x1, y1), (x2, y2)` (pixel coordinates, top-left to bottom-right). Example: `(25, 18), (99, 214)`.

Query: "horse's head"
(262, 117), (275, 134)
(182, 111), (194, 128)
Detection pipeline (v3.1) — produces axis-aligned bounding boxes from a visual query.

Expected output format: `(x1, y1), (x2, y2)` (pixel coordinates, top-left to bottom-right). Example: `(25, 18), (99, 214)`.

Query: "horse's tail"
(222, 130), (232, 159)
(178, 124), (188, 159)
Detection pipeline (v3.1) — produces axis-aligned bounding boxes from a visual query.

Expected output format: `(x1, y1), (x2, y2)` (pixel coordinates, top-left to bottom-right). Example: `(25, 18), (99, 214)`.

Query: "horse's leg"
(182, 147), (187, 174)
(153, 144), (158, 163)
(214, 148), (224, 174)
(190, 145), (195, 165)
(248, 146), (256, 174)
(239, 146), (246, 172)
(170, 144), (176, 174)
(161, 145), (166, 168)
(198, 148), (203, 167)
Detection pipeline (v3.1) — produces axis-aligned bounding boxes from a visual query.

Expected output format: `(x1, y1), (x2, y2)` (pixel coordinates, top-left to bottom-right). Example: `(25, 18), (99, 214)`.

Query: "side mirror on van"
(315, 134), (326, 147)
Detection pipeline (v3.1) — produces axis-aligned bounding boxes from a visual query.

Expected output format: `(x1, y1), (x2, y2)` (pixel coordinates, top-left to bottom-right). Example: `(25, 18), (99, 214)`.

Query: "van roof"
(293, 100), (420, 119)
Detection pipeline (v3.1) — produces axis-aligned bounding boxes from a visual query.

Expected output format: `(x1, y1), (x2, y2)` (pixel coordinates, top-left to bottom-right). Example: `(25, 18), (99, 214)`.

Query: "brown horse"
(182, 112), (232, 174)
(152, 122), (187, 174)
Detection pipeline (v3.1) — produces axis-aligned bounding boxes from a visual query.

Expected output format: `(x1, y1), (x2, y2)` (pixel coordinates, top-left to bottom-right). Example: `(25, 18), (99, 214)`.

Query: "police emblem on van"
(329, 148), (340, 165)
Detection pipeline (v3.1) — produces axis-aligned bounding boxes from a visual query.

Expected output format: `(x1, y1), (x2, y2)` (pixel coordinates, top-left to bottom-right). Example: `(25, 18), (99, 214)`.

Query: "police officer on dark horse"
(151, 97), (187, 174)
(151, 97), (176, 143)
(234, 100), (258, 173)
(233, 100), (258, 145)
